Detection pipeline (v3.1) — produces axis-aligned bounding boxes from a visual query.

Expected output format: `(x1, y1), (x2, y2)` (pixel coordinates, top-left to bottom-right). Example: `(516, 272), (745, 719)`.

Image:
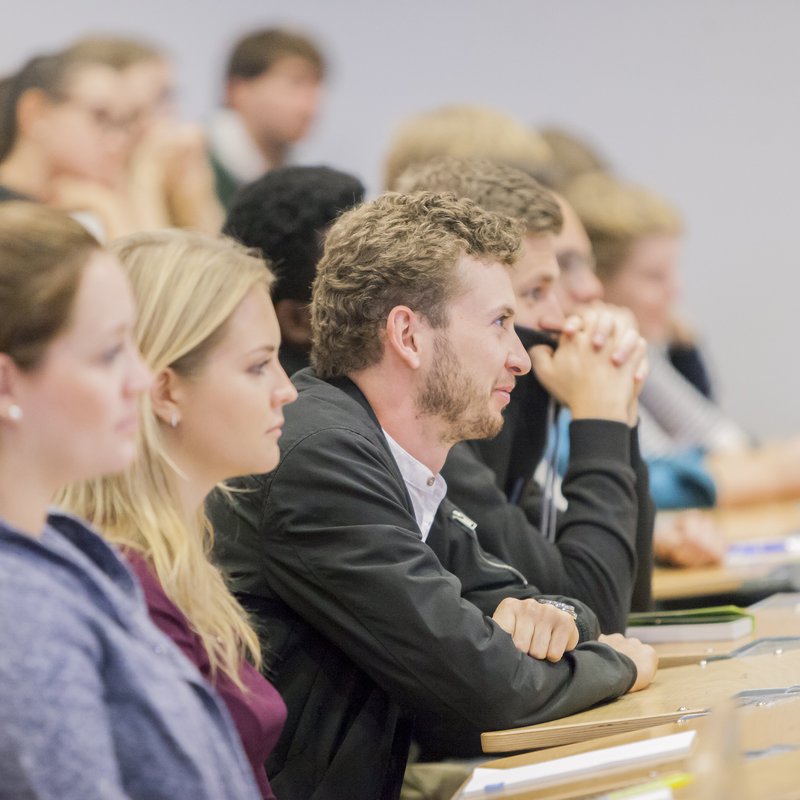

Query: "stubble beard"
(415, 333), (503, 445)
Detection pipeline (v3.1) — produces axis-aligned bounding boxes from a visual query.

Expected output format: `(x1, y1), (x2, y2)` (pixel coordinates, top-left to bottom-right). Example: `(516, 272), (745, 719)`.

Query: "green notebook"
(626, 606), (755, 643)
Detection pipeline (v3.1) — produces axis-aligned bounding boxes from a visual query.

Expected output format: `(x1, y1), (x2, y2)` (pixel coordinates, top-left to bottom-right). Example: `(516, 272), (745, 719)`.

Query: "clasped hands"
(529, 304), (648, 426)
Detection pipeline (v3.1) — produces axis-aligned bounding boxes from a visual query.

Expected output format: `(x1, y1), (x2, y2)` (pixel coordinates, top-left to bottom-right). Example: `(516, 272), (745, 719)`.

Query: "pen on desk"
(728, 541), (790, 555)
(601, 772), (694, 799)
(725, 534), (800, 562)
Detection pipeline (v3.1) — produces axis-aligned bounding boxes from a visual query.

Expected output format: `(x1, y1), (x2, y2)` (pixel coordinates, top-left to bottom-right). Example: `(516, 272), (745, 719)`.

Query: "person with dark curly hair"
(223, 164), (365, 375)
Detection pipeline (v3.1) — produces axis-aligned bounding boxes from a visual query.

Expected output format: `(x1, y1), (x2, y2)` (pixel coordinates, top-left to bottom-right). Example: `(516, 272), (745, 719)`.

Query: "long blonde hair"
(58, 230), (273, 685)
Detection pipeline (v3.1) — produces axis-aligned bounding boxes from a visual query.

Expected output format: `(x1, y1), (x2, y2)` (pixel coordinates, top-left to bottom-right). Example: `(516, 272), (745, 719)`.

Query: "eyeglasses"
(57, 96), (138, 135)
(556, 250), (597, 275)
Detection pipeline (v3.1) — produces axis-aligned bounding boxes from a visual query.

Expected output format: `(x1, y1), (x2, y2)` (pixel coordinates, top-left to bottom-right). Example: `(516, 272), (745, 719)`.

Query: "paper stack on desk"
(460, 731), (696, 797)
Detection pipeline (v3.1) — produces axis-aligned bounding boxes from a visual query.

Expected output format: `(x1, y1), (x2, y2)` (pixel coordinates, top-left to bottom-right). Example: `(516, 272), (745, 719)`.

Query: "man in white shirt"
(208, 28), (325, 207)
(210, 190), (657, 800)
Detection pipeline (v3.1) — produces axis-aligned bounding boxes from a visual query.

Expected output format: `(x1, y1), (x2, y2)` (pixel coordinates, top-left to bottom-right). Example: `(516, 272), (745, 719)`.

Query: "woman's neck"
(166, 451), (216, 523)
(0, 456), (53, 536)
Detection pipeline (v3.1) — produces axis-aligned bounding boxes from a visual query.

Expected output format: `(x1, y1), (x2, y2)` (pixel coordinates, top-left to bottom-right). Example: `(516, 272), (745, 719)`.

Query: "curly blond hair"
(396, 156), (562, 236)
(311, 191), (523, 379)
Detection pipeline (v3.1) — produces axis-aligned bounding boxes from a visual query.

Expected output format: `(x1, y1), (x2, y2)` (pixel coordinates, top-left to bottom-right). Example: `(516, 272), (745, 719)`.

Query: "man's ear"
(149, 367), (184, 428)
(385, 306), (426, 370)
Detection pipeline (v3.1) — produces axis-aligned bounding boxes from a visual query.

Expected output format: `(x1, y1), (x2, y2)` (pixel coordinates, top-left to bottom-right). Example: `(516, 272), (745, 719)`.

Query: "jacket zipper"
(450, 508), (529, 587)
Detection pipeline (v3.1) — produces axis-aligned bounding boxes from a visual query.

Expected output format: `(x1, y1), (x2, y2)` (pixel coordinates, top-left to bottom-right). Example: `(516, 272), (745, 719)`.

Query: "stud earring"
(7, 404), (22, 421)
(170, 411), (179, 428)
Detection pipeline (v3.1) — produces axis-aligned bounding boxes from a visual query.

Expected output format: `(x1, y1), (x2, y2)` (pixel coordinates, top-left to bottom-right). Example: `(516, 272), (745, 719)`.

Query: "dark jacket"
(668, 342), (713, 400)
(209, 151), (241, 209)
(209, 369), (637, 800)
(278, 341), (311, 378)
(443, 365), (654, 632)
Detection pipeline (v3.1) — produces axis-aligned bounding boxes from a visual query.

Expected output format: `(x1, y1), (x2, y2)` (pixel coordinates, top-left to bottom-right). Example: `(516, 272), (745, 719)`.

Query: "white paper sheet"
(461, 730), (696, 797)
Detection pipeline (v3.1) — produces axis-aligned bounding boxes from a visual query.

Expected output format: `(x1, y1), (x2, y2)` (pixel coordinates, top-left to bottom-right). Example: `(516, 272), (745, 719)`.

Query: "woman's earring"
(7, 404), (22, 422)
(170, 411), (179, 428)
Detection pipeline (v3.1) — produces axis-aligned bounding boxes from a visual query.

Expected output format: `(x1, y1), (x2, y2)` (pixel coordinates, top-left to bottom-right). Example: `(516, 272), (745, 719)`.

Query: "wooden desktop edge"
(480, 649), (800, 754)
(480, 710), (701, 753)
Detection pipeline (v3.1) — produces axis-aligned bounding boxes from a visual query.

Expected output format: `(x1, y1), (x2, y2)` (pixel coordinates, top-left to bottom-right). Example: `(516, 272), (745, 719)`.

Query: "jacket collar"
(293, 367), (383, 431)
(291, 368), (419, 529)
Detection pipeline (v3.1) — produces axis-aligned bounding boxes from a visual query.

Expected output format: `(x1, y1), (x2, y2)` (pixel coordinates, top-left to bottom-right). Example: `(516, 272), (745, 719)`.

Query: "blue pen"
(726, 534), (800, 564)
(728, 541), (789, 555)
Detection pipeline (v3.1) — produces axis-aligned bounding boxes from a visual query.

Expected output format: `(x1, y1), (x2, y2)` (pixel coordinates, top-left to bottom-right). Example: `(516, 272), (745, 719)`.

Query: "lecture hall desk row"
(463, 697), (800, 799)
(458, 612), (800, 800)
(652, 499), (800, 602)
(452, 501), (800, 799)
(652, 592), (800, 667)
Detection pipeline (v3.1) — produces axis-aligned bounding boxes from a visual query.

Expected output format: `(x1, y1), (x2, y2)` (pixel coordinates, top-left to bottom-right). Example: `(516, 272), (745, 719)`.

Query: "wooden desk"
(653, 599), (800, 667)
(653, 501), (800, 602)
(708, 499), (800, 542)
(479, 693), (800, 767)
(652, 562), (774, 602)
(656, 499), (800, 543)
(481, 647), (800, 753)
(457, 695), (800, 799)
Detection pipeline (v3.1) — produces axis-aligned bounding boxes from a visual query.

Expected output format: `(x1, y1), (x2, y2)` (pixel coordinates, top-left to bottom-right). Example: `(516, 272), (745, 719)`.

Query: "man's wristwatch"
(537, 599), (578, 619)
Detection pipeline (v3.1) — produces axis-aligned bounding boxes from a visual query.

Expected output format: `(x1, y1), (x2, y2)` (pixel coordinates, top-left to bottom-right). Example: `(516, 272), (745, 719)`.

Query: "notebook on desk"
(626, 606), (754, 643)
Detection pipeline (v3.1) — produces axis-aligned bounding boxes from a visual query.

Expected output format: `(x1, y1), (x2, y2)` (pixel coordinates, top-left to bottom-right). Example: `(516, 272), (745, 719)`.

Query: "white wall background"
(3, 0), (797, 439)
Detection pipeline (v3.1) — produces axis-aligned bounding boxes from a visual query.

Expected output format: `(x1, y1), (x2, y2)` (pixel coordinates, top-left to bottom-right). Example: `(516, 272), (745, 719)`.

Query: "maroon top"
(125, 551), (286, 800)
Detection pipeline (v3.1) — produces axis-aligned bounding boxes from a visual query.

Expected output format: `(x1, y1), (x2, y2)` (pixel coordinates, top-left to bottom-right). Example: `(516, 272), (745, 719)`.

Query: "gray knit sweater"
(0, 510), (260, 800)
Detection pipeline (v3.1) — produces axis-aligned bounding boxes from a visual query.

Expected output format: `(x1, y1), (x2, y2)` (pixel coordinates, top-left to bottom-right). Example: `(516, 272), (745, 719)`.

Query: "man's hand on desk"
(598, 633), (658, 693)
(492, 598), (580, 663)
(654, 510), (726, 568)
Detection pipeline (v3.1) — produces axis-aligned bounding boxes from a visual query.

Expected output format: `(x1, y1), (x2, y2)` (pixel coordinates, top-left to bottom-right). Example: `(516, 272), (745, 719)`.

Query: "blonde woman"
(0, 203), (261, 800)
(60, 230), (296, 799)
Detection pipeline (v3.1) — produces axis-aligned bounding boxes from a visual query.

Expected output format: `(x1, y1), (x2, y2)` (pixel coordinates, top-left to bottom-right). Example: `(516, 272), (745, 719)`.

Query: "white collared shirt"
(382, 430), (447, 542)
(206, 108), (271, 184)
